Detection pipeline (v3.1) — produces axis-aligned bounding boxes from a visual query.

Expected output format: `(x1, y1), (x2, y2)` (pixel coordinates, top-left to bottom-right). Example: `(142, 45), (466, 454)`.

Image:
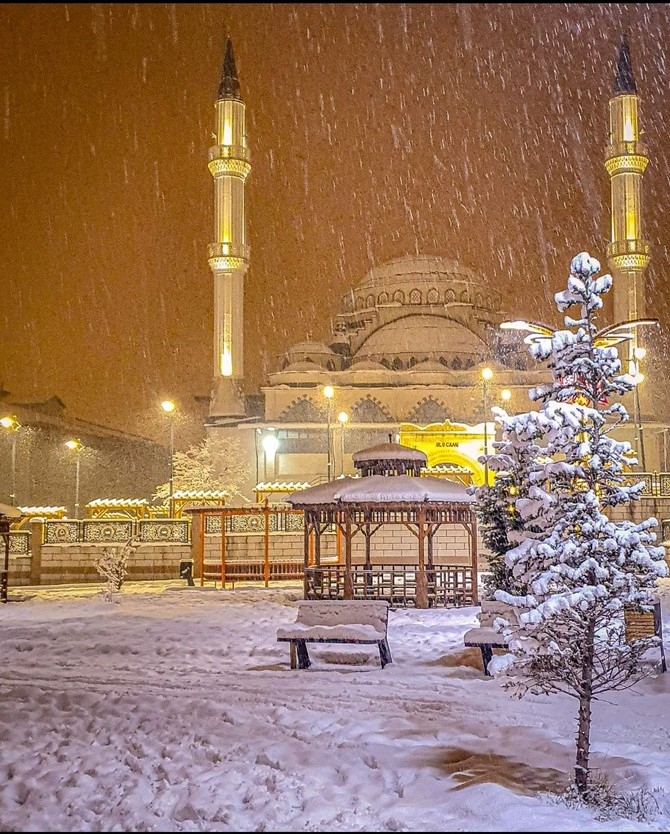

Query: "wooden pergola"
(288, 456), (479, 609)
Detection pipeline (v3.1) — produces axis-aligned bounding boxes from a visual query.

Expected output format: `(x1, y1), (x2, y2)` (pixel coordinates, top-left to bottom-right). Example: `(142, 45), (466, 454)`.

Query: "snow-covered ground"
(0, 578), (669, 832)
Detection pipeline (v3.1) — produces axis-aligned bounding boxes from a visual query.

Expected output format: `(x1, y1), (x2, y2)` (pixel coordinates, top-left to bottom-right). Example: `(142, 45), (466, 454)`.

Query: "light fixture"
(65, 439), (83, 519)
(337, 411), (349, 477)
(160, 400), (176, 509)
(323, 386), (335, 482)
(1, 416), (21, 506)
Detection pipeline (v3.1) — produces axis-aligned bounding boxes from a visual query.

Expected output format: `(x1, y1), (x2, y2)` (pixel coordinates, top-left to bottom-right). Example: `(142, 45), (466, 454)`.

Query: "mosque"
(204, 35), (670, 505)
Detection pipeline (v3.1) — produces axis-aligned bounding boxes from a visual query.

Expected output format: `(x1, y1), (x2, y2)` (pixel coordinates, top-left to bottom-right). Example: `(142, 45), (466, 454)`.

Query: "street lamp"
(161, 400), (176, 510)
(323, 385), (334, 482)
(65, 439), (83, 519)
(630, 346), (646, 471)
(481, 368), (493, 484)
(262, 431), (279, 481)
(500, 316), (659, 471)
(1, 416), (20, 506)
(337, 410), (349, 476)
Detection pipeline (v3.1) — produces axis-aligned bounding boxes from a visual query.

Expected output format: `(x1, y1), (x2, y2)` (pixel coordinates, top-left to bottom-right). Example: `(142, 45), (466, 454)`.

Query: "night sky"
(3, 4), (670, 445)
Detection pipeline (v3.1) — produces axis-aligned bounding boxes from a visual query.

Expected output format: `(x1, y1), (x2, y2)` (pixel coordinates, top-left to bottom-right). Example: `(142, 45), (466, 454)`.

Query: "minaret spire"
(614, 32), (637, 94)
(218, 37), (241, 100)
(207, 35), (251, 420)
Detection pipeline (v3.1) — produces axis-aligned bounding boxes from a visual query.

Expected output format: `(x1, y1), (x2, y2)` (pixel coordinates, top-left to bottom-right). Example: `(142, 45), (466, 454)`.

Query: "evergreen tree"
(481, 251), (667, 798)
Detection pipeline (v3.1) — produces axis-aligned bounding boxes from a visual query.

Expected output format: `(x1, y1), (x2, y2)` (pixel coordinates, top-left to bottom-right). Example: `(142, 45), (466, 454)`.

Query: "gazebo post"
(416, 504), (429, 609)
(344, 509), (353, 599)
(303, 512), (311, 599)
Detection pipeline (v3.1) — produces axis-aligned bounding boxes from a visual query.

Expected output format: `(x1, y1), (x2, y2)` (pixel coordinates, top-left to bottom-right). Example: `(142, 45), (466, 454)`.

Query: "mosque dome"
(353, 315), (487, 369)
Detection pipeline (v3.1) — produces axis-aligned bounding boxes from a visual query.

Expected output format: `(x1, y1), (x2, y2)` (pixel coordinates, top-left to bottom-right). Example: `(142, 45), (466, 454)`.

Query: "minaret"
(604, 33), (650, 330)
(207, 38), (250, 419)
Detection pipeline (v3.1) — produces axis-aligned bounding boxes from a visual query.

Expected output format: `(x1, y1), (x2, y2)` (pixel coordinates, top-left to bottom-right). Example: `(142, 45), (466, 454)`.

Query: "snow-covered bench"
(276, 599), (393, 670)
(463, 599), (520, 676)
(465, 598), (667, 676)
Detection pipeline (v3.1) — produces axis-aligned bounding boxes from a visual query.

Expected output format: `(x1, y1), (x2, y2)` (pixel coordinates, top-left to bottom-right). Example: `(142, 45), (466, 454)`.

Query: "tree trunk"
(574, 616), (596, 795)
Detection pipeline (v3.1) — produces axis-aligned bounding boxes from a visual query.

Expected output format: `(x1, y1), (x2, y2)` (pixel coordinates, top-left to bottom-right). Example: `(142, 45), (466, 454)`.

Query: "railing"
(304, 564), (475, 608)
(202, 559), (305, 586)
(42, 518), (191, 544)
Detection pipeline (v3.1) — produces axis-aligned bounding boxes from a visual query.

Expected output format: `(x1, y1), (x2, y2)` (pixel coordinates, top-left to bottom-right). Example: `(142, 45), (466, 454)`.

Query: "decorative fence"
(304, 564), (475, 607)
(9, 506), (307, 554)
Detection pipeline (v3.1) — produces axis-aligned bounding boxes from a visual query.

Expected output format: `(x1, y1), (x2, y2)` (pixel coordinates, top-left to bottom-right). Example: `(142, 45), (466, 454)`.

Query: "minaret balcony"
(208, 242), (250, 271)
(607, 239), (650, 258)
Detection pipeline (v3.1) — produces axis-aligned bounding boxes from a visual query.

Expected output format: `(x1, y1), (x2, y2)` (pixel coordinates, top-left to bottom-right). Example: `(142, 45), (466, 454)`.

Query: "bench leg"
(378, 639), (393, 668)
(293, 639), (311, 670)
(480, 644), (493, 676)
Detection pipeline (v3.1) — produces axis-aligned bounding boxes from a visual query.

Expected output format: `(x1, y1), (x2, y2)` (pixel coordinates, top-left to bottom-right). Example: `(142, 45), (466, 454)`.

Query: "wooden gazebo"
(287, 442), (479, 609)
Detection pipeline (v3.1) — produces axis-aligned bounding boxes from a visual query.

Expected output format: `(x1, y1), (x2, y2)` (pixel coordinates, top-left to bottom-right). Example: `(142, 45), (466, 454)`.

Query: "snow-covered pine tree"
(471, 472), (522, 598)
(481, 251), (668, 799)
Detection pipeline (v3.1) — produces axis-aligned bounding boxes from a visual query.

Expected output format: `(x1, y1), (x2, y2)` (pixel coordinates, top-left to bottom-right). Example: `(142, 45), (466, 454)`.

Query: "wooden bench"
(463, 599), (515, 676)
(465, 598), (667, 676)
(276, 599), (393, 670)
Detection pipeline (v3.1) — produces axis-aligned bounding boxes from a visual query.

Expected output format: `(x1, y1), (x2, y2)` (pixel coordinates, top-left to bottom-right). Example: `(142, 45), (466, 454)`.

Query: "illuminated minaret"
(208, 38), (250, 419)
(605, 34), (650, 333)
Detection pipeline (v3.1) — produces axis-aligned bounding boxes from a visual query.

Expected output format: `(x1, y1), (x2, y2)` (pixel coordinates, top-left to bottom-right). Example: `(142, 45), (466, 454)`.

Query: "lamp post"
(161, 400), (176, 512)
(65, 439), (83, 519)
(630, 346), (646, 471)
(0, 416), (20, 506)
(481, 367), (493, 484)
(337, 410), (349, 476)
(323, 385), (334, 482)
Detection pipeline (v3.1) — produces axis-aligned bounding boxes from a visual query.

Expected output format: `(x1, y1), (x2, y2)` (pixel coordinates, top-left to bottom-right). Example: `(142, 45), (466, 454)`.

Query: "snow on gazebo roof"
(352, 442), (427, 464)
(287, 474), (473, 507)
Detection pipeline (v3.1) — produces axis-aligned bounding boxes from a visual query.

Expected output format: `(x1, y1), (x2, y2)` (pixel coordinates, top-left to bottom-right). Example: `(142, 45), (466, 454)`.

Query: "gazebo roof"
(352, 442), (427, 465)
(286, 474), (473, 507)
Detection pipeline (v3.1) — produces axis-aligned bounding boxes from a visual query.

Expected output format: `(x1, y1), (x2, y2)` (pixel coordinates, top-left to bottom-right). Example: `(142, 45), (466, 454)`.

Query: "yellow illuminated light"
(323, 385), (335, 399)
(223, 122), (233, 146)
(221, 349), (233, 377)
(500, 389), (512, 402)
(161, 400), (176, 414)
(338, 411), (349, 425)
(65, 439), (82, 451)
(481, 367), (493, 382)
(0, 416), (19, 430)
(623, 118), (634, 142)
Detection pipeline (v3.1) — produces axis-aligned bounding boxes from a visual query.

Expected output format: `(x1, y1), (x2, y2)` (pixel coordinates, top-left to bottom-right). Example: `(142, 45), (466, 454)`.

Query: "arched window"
(393, 290), (404, 304)
(409, 289), (421, 305)
(427, 288), (439, 304)
(392, 357), (403, 370)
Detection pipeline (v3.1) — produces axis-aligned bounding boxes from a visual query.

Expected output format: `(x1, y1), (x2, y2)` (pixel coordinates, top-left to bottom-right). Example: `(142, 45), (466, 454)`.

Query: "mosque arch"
(279, 397), (326, 423)
(408, 397), (450, 426)
(349, 397), (393, 423)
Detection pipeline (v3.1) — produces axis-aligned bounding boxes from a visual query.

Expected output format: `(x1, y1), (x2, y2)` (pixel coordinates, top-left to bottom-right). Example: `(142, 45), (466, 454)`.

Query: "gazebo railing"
(305, 564), (475, 607)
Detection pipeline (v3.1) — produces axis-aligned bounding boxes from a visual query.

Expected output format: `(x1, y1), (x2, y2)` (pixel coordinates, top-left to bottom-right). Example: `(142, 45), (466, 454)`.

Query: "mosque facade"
(204, 36), (670, 505)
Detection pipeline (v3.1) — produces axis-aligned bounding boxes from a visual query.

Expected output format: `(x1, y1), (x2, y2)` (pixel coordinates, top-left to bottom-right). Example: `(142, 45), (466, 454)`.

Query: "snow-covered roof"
(87, 498), (149, 507)
(287, 474), (473, 506)
(352, 442), (427, 464)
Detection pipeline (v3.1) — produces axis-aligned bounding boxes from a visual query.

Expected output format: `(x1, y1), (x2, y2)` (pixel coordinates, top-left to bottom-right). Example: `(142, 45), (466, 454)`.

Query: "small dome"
(279, 361), (329, 373)
(285, 341), (335, 357)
